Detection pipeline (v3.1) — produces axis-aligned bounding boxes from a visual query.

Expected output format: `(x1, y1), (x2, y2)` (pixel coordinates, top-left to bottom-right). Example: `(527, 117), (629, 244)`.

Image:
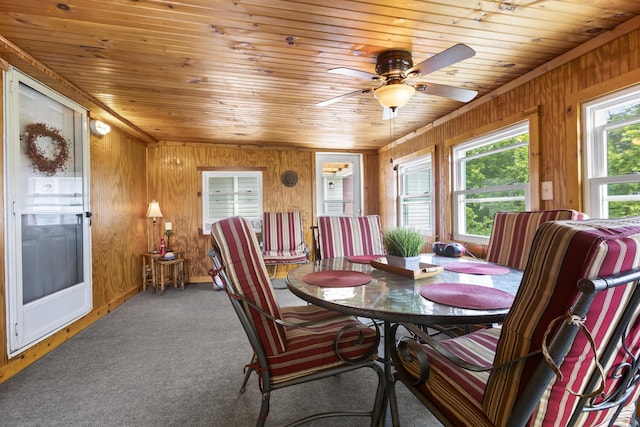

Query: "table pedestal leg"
(382, 321), (400, 426)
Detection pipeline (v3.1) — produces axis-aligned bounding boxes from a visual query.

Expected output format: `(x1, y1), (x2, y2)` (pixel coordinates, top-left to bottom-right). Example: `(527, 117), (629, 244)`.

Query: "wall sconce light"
(90, 119), (111, 136)
(328, 181), (335, 190)
(146, 200), (163, 253)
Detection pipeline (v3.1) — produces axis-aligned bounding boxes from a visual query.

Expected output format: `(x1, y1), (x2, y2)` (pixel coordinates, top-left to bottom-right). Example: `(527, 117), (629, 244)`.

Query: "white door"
(4, 68), (92, 356)
(316, 153), (363, 216)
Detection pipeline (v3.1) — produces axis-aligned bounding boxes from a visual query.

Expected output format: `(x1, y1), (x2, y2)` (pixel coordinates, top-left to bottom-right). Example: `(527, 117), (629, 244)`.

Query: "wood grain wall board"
(1, 1), (638, 149)
(90, 128), (148, 306)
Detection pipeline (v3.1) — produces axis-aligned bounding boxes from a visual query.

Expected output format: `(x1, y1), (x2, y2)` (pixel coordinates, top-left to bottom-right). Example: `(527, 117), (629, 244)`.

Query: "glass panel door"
(315, 153), (362, 216)
(5, 68), (92, 355)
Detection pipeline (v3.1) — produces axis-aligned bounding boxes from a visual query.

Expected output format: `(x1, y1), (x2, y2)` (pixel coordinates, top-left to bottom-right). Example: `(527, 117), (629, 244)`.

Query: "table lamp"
(146, 200), (163, 253)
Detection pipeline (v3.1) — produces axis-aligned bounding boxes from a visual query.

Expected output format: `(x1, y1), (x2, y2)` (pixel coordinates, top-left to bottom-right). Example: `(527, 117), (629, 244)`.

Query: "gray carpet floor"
(0, 282), (442, 427)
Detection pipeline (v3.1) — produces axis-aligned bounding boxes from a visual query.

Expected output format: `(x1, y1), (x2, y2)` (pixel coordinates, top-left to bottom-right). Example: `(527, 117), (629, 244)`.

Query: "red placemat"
(347, 255), (384, 264)
(303, 270), (372, 287)
(443, 262), (510, 275)
(420, 283), (514, 309)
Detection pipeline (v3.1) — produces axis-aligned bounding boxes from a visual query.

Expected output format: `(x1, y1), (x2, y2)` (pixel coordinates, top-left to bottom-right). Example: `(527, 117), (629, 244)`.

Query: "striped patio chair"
(314, 215), (386, 260)
(391, 216), (640, 426)
(486, 209), (588, 270)
(261, 211), (308, 277)
(209, 216), (384, 427)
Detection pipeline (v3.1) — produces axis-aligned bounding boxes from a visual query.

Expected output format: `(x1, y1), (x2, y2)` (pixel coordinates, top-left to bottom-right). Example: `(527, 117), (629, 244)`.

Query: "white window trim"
(397, 154), (434, 236)
(583, 84), (640, 218)
(201, 170), (263, 234)
(452, 121), (531, 244)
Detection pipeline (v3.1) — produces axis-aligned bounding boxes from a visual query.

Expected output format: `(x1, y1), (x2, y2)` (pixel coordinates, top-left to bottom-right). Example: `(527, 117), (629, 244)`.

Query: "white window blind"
(202, 171), (263, 234)
(398, 155), (433, 235)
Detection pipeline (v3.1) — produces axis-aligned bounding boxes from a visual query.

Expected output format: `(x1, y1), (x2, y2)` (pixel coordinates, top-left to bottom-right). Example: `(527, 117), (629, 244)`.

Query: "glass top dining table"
(286, 254), (524, 326)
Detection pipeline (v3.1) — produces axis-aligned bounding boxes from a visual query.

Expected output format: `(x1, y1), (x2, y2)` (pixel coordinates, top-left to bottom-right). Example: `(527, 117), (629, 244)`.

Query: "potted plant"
(382, 228), (425, 270)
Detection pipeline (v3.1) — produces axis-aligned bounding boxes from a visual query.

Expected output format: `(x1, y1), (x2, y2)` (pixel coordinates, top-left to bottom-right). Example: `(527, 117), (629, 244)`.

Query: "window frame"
(451, 120), (535, 244)
(396, 153), (434, 236)
(583, 84), (640, 219)
(201, 170), (263, 235)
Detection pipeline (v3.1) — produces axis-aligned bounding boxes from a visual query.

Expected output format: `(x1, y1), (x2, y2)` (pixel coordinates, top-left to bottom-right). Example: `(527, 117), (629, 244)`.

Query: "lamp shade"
(146, 201), (163, 218)
(373, 83), (416, 109)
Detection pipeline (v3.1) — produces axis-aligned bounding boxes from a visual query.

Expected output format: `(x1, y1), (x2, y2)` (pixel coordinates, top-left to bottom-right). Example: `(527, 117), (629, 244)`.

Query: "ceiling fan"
(317, 44), (478, 119)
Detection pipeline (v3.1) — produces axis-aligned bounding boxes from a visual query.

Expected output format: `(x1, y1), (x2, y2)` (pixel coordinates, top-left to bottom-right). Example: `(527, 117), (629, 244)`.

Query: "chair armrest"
(391, 323), (541, 384)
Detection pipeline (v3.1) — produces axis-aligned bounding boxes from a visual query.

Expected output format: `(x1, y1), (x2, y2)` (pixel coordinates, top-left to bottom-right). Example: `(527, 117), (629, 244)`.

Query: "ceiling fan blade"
(316, 88), (373, 107)
(415, 82), (478, 102)
(328, 67), (381, 81)
(406, 44), (475, 77)
(382, 107), (398, 121)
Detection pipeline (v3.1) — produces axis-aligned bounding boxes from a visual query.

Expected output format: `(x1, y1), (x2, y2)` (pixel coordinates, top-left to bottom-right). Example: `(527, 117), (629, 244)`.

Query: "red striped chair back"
(209, 216), (385, 426)
(316, 215), (385, 260)
(486, 209), (588, 270)
(392, 216), (640, 426)
(262, 211), (308, 266)
(487, 216), (640, 425)
(211, 216), (287, 356)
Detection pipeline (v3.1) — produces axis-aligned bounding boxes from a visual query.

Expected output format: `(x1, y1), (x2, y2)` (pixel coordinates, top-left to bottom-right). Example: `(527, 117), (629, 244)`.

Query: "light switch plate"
(541, 181), (553, 200)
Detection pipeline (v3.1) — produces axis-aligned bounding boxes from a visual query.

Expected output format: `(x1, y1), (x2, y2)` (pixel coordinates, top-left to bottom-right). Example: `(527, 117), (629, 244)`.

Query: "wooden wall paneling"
(147, 143), (318, 281)
(361, 151), (380, 217)
(90, 127), (147, 307)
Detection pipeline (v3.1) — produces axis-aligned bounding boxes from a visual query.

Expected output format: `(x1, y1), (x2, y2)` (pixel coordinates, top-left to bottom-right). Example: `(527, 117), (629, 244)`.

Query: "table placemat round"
(347, 255), (384, 264)
(303, 270), (371, 287)
(443, 262), (510, 275)
(420, 283), (515, 309)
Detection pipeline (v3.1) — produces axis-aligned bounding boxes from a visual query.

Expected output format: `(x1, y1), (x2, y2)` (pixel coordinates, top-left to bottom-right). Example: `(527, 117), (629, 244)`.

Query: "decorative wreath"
(20, 123), (70, 175)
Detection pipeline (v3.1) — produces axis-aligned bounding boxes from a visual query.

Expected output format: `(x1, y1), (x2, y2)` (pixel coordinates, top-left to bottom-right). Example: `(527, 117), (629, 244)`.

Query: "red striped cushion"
(317, 215), (385, 259)
(486, 209), (587, 270)
(268, 310), (379, 384)
(402, 328), (499, 425)
(399, 217), (640, 426)
(263, 212), (304, 252)
(211, 216), (287, 355)
(262, 250), (308, 264)
(487, 217), (640, 426)
(212, 216), (379, 382)
(262, 211), (306, 263)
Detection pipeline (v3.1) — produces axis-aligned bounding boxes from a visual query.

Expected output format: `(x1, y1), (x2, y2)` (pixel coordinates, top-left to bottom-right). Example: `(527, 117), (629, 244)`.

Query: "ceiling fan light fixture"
(373, 84), (415, 109)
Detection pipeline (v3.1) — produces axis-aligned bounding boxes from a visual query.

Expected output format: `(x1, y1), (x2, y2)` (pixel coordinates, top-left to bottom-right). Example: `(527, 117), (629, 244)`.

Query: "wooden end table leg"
(142, 256), (147, 291)
(159, 263), (166, 295)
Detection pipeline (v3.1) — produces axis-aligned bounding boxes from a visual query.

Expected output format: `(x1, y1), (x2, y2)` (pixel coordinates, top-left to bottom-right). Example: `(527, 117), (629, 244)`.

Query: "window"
(202, 171), (263, 234)
(452, 122), (530, 243)
(584, 85), (640, 219)
(397, 154), (433, 235)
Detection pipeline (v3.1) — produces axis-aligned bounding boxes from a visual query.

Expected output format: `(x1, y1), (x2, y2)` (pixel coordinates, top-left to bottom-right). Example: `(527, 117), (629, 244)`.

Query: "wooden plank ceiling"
(0, 0), (639, 150)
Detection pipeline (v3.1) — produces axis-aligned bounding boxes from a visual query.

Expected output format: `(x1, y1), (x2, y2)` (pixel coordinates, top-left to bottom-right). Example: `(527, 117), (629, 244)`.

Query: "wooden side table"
(141, 252), (163, 291)
(156, 257), (185, 294)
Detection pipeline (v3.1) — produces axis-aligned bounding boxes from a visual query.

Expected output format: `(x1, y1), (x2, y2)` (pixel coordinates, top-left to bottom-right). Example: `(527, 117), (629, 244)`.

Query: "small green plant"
(383, 228), (425, 257)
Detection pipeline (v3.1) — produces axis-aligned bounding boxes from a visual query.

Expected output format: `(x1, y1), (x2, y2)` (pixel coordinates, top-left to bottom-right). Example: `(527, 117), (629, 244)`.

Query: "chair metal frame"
(390, 267), (640, 427)
(208, 244), (385, 427)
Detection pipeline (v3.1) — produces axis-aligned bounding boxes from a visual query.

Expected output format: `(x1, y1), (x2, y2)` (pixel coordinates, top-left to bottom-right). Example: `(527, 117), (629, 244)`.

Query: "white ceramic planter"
(386, 255), (421, 271)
